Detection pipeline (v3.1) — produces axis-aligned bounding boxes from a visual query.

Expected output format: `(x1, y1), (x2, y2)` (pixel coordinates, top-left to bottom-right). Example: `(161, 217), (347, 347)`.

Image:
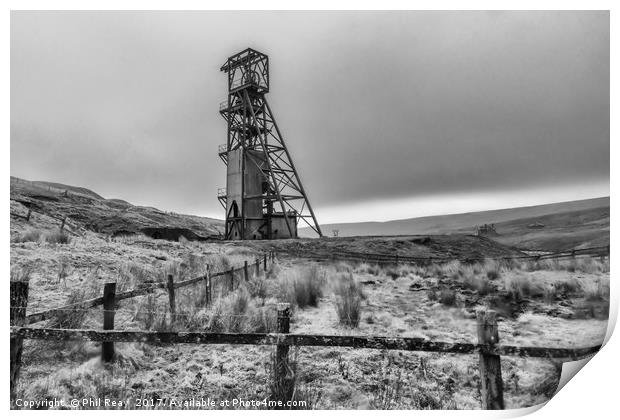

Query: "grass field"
(11, 232), (609, 409)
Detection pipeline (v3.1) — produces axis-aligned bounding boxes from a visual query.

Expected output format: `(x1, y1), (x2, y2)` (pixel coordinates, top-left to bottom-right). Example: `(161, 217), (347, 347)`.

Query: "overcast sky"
(11, 11), (609, 223)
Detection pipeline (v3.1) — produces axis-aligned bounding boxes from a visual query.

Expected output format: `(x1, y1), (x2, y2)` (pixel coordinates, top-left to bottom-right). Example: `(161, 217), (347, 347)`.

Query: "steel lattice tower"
(217, 48), (322, 240)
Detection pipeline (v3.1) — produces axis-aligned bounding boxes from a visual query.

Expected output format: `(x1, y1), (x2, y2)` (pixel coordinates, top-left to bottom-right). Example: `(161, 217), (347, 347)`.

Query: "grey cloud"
(11, 11), (609, 218)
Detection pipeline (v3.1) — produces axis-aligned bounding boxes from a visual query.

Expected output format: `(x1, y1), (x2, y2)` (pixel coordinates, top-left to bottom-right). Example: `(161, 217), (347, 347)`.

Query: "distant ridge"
(302, 197), (609, 251)
(10, 176), (224, 240)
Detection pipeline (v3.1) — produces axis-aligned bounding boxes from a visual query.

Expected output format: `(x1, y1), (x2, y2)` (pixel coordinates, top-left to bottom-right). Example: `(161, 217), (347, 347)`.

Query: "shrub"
(42, 229), (70, 245)
(462, 273), (493, 295)
(266, 261), (280, 278)
(183, 253), (208, 277)
(48, 288), (89, 329)
(57, 256), (70, 285)
(524, 256), (609, 274)
(428, 260), (462, 279)
(385, 267), (400, 280)
(333, 273), (363, 327)
(14, 228), (43, 243)
(483, 259), (502, 280)
(247, 275), (268, 304)
(426, 289), (438, 302)
(206, 254), (232, 273)
(287, 264), (326, 308)
(553, 277), (580, 296)
(458, 263), (494, 295)
(183, 287), (277, 333)
(438, 289), (457, 306)
(568, 257), (607, 274)
(579, 276), (610, 302)
(504, 275), (543, 301)
(333, 261), (353, 273)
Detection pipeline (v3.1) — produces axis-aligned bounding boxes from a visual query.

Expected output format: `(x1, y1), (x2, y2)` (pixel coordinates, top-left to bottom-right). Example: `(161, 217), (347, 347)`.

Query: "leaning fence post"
(10, 280), (29, 400)
(167, 274), (176, 323)
(477, 309), (504, 410)
(244, 261), (249, 282)
(208, 272), (213, 304)
(276, 303), (292, 401)
(60, 216), (66, 232)
(205, 264), (211, 306)
(102, 282), (116, 363)
(255, 258), (260, 276)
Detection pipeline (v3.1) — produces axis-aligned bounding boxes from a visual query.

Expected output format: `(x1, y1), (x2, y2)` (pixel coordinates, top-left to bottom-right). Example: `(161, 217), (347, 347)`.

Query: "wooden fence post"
(264, 253), (267, 272)
(10, 280), (29, 401)
(229, 268), (235, 292)
(102, 282), (116, 363)
(244, 261), (249, 282)
(60, 216), (66, 232)
(255, 258), (260, 276)
(167, 275), (176, 323)
(205, 264), (211, 306)
(275, 303), (292, 401)
(477, 309), (504, 410)
(25, 208), (32, 222)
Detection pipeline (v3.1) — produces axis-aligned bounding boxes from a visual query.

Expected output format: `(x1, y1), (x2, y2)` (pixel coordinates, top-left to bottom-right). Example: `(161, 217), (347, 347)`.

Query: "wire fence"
(281, 245), (610, 265)
(8, 241), (610, 409)
(10, 296), (603, 410)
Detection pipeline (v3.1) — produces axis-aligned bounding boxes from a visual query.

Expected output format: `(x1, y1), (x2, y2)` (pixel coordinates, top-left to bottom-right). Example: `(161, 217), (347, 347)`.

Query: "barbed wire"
(12, 306), (271, 319)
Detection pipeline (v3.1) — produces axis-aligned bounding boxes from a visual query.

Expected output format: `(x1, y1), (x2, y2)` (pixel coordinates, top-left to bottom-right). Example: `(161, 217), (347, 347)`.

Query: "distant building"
(475, 223), (498, 237)
(527, 221), (545, 229)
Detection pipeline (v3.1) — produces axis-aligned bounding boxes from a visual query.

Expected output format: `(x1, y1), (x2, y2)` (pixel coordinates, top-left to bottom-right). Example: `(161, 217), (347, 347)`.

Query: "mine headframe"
(217, 48), (322, 240)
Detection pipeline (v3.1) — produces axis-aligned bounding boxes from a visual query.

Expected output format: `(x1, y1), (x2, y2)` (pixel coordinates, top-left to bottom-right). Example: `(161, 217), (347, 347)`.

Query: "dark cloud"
(11, 11), (609, 220)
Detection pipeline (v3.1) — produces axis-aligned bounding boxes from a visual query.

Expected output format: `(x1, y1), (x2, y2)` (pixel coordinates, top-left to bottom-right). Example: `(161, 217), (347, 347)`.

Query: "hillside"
(10, 176), (224, 240)
(305, 197), (609, 251)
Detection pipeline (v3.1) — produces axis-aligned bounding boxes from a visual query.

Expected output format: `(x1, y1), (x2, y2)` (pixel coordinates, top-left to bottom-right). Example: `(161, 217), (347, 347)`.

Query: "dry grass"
(504, 274), (533, 301)
(12, 227), (71, 244)
(13, 227), (43, 243)
(9, 228), (608, 410)
(503, 274), (547, 301)
(461, 270), (493, 295)
(517, 256), (609, 274)
(427, 288), (458, 307)
(287, 264), (326, 309)
(355, 263), (383, 276)
(577, 276), (610, 302)
(483, 259), (502, 280)
(43, 229), (71, 244)
(11, 266), (32, 283)
(48, 288), (90, 329)
(332, 273), (364, 328)
(269, 264), (326, 309)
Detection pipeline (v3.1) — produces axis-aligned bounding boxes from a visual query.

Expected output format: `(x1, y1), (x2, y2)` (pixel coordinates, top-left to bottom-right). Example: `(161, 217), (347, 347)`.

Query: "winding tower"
(217, 48), (322, 240)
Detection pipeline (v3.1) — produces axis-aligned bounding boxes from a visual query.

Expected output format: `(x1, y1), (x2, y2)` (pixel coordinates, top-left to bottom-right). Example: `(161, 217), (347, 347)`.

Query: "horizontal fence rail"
(9, 327), (601, 361)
